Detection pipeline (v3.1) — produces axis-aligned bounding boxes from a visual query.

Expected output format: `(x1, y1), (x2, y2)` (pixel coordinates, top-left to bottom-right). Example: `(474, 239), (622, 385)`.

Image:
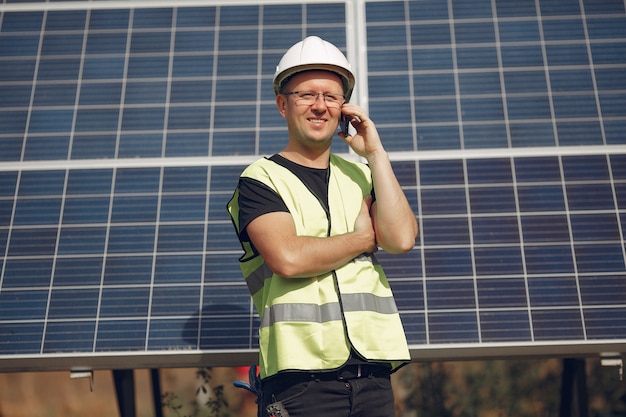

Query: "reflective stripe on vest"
(260, 293), (398, 329)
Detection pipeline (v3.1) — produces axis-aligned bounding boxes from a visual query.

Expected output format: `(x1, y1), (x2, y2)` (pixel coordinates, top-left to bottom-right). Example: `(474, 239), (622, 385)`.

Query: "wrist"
(352, 228), (376, 254)
(365, 149), (388, 164)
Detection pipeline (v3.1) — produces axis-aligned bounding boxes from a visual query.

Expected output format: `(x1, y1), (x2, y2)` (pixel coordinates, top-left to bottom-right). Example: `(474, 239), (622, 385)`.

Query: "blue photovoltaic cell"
(480, 310), (532, 342)
(428, 311), (479, 343)
(477, 278), (527, 308)
(422, 217), (470, 246)
(0, 0), (625, 371)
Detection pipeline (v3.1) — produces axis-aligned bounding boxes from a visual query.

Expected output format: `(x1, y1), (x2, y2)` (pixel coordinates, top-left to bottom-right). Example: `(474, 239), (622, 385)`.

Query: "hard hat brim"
(273, 64), (355, 101)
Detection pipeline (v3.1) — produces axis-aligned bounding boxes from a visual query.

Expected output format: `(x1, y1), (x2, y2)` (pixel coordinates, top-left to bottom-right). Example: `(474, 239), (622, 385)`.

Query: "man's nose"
(312, 93), (328, 109)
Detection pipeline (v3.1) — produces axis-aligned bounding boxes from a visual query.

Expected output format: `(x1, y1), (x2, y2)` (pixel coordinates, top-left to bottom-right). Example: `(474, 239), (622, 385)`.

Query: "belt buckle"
(337, 364), (361, 380)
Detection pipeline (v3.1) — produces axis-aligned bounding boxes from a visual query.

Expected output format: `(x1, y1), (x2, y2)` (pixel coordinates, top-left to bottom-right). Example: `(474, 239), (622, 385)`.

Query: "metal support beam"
(559, 358), (588, 417)
(112, 369), (163, 417)
(151, 369), (164, 417)
(113, 369), (136, 417)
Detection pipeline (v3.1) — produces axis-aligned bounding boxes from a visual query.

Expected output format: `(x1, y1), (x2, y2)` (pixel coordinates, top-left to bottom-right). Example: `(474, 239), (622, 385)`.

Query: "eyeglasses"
(282, 91), (345, 108)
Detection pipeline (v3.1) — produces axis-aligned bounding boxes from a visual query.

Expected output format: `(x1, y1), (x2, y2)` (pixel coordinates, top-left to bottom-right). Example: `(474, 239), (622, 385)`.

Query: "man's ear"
(276, 94), (287, 119)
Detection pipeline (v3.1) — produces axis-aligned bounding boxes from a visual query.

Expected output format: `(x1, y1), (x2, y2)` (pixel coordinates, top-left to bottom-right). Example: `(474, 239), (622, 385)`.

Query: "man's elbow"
(380, 225), (418, 254)
(264, 254), (302, 279)
(383, 237), (416, 254)
(398, 235), (417, 253)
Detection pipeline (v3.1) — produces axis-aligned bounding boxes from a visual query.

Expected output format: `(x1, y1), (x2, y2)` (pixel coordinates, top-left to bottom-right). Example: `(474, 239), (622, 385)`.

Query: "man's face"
(276, 70), (345, 150)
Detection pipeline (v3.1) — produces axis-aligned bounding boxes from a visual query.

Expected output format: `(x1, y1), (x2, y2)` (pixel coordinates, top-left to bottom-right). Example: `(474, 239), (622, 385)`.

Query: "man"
(227, 36), (418, 417)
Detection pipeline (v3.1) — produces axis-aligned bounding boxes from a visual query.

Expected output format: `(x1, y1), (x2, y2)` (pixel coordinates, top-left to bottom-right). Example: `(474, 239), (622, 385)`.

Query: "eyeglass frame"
(281, 91), (346, 108)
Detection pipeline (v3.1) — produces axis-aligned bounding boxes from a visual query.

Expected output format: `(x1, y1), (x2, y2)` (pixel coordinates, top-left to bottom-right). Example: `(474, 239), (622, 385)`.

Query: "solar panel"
(1, 0), (625, 372)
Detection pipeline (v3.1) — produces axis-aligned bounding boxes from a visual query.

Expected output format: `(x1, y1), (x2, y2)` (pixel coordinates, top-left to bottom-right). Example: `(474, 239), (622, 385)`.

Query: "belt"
(263, 363), (391, 396)
(333, 363), (391, 380)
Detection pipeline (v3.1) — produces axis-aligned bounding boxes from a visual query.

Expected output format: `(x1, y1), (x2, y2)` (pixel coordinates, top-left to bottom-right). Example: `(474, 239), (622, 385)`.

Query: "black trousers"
(259, 364), (395, 417)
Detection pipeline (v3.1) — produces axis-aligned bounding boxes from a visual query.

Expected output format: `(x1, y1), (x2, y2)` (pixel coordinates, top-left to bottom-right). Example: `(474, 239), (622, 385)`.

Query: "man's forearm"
(269, 230), (374, 278)
(367, 151), (418, 253)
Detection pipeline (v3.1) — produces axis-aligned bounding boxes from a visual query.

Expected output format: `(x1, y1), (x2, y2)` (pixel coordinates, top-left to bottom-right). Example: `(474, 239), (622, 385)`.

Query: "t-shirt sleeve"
(237, 177), (289, 241)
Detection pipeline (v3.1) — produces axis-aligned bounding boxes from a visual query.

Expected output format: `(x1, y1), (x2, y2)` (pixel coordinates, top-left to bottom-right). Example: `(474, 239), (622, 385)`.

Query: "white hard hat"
(273, 36), (355, 101)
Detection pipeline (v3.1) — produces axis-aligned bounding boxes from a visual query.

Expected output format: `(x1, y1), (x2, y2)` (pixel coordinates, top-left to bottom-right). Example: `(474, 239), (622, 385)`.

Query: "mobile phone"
(340, 114), (351, 136)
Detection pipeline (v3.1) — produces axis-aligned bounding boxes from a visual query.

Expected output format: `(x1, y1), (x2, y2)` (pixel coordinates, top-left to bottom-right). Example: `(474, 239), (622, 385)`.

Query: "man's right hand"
(353, 195), (377, 254)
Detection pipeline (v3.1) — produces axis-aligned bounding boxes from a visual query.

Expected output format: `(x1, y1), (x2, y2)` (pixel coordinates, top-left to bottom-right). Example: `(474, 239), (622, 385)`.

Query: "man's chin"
(307, 135), (334, 147)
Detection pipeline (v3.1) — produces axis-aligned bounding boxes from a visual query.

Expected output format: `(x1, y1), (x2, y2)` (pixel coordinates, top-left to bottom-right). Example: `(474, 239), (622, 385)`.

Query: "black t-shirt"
(236, 154), (330, 242)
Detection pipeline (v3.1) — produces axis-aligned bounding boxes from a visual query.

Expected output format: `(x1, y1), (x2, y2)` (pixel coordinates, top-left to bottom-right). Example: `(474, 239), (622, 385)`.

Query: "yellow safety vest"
(228, 154), (410, 379)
